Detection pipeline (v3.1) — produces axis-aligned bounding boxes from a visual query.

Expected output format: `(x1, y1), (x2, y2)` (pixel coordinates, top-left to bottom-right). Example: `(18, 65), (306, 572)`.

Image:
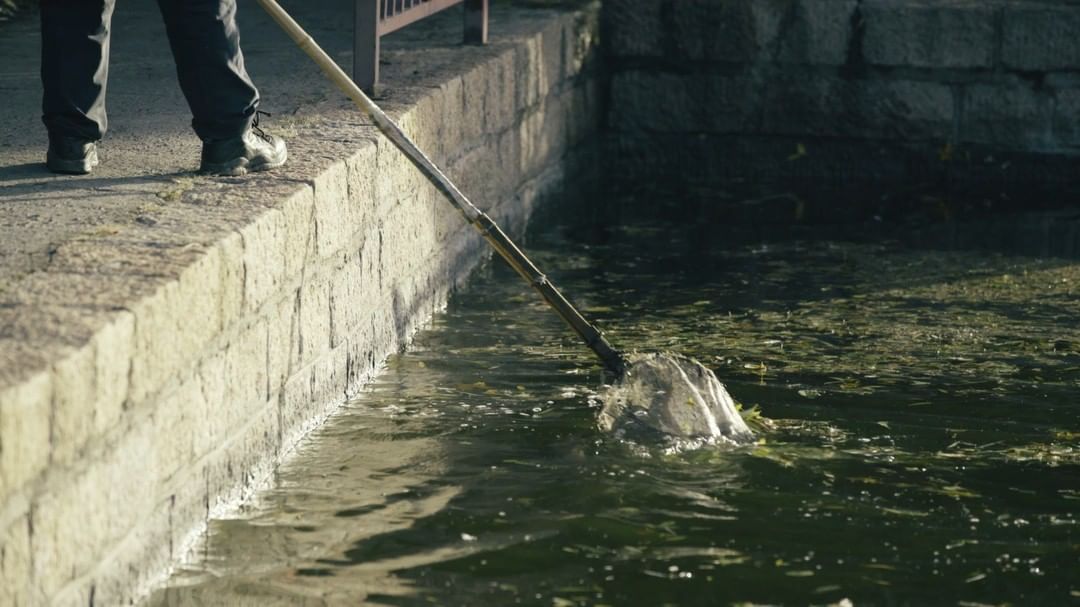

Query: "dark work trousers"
(40, 0), (259, 142)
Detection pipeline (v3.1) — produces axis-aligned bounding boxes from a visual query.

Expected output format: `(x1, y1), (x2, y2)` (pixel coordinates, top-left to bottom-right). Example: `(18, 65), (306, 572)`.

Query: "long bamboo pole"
(255, 0), (628, 375)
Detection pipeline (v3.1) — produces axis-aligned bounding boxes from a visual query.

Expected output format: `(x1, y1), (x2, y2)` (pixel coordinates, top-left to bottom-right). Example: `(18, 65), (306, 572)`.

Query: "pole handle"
(254, 0), (627, 374)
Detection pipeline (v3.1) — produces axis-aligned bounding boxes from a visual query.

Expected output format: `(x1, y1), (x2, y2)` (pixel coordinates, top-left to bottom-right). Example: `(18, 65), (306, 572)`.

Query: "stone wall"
(602, 0), (1080, 189)
(0, 5), (601, 606)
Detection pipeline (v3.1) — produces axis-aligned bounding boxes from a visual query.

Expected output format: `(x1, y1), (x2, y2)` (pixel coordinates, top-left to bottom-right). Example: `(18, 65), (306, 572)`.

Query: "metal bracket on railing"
(353, 0), (489, 94)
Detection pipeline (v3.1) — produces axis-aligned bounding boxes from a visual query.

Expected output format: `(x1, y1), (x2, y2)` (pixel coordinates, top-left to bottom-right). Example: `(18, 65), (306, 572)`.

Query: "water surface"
(150, 186), (1080, 606)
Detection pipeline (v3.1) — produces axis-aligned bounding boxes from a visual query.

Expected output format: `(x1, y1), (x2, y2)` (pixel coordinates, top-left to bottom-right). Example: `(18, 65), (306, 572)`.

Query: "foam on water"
(598, 352), (754, 445)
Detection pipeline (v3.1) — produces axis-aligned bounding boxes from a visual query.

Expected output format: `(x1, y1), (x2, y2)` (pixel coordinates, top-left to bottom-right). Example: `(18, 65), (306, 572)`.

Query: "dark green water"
(150, 188), (1079, 607)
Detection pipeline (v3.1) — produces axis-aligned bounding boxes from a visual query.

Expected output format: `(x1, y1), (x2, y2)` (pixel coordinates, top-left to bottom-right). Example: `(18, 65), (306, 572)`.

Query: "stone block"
(239, 209), (287, 315)
(216, 232), (246, 335)
(962, 83), (1050, 149)
(47, 238), (204, 281)
(344, 143), (378, 233)
(1002, 5), (1080, 72)
(518, 103), (561, 183)
(538, 18), (567, 97)
(484, 51), (519, 136)
(460, 61), (491, 145)
(24, 434), (162, 604)
(203, 401), (280, 518)
(311, 160), (356, 259)
(566, 79), (602, 145)
(166, 471), (209, 565)
(280, 185), (317, 283)
(762, 76), (953, 141)
(129, 247), (226, 405)
(224, 319), (270, 412)
(602, 0), (664, 59)
(566, 5), (601, 79)
(266, 289), (300, 395)
(397, 94), (439, 162)
(0, 514), (32, 607)
(514, 36), (545, 111)
(609, 71), (706, 133)
(863, 1), (996, 69)
(1053, 89), (1080, 148)
(704, 74), (760, 133)
(101, 423), (158, 548)
(49, 343), (96, 465)
(310, 344), (349, 419)
(330, 251), (367, 350)
(153, 375), (200, 486)
(279, 366), (313, 451)
(194, 348), (228, 460)
(93, 312), (134, 437)
(298, 275), (332, 370)
(436, 76), (468, 162)
(36, 316), (126, 471)
(449, 143), (494, 216)
(53, 496), (175, 607)
(0, 271), (156, 312)
(0, 370), (51, 497)
(671, 0), (779, 63)
(375, 137), (425, 218)
(193, 320), (269, 462)
(776, 0), (858, 66)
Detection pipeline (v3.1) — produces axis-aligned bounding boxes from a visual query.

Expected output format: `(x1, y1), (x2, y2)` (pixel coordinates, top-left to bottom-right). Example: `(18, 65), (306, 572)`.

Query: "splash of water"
(599, 352), (754, 445)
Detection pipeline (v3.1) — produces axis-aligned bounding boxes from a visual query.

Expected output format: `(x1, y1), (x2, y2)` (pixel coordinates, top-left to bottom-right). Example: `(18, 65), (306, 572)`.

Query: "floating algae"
(599, 352), (753, 445)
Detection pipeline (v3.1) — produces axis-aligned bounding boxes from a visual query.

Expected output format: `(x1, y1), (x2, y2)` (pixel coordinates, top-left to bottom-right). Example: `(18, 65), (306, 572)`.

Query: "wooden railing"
(353, 0), (489, 93)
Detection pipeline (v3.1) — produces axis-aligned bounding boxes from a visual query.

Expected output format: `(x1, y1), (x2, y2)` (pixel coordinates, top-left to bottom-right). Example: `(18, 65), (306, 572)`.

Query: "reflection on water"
(149, 185), (1080, 606)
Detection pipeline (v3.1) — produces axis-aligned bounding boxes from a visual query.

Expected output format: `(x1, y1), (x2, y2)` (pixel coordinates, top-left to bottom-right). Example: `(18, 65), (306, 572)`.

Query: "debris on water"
(598, 352), (754, 445)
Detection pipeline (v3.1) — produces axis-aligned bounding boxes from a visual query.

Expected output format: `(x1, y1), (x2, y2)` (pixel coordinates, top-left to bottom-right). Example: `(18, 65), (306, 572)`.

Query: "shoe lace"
(251, 110), (274, 144)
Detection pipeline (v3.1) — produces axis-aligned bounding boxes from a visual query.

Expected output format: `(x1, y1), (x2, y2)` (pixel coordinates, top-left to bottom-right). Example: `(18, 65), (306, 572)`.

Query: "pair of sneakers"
(46, 114), (287, 176)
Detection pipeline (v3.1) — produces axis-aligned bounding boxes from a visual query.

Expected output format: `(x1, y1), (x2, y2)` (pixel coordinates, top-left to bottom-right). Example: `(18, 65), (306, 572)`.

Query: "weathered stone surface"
(128, 244), (232, 404)
(610, 70), (706, 133)
(610, 69), (761, 135)
(1002, 4), (1080, 72)
(962, 83), (1050, 149)
(672, 0), (775, 63)
(92, 312), (135, 438)
(29, 424), (152, 599)
(329, 252), (367, 350)
(203, 400), (281, 518)
(239, 208), (289, 315)
(49, 342), (96, 465)
(311, 161), (355, 260)
(775, 0), (858, 66)
(1053, 89), (1080, 147)
(863, 1), (996, 69)
(602, 0), (664, 59)
(762, 76), (954, 141)
(0, 516), (32, 606)
(0, 369), (50, 498)
(153, 374), (199, 485)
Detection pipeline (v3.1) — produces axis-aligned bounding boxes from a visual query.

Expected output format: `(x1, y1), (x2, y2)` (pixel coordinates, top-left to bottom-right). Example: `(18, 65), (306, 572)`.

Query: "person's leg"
(40, 0), (114, 173)
(156, 0), (259, 142)
(156, 0), (285, 174)
(40, 0), (115, 140)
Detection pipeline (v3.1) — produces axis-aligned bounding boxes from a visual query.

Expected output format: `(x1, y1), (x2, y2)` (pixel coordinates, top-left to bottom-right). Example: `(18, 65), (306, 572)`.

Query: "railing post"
(463, 0), (488, 45)
(354, 0), (380, 93)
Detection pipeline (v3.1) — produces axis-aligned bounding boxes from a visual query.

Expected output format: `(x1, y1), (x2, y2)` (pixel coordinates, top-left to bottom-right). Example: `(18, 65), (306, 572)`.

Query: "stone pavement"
(0, 1), (602, 603)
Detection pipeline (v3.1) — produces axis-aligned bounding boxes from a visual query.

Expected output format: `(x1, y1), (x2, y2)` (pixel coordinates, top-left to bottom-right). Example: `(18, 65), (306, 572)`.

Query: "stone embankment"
(0, 2), (600, 604)
(603, 0), (1080, 188)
